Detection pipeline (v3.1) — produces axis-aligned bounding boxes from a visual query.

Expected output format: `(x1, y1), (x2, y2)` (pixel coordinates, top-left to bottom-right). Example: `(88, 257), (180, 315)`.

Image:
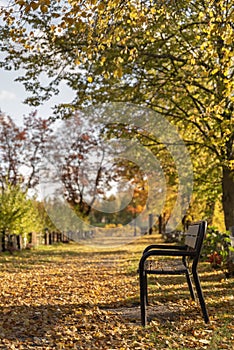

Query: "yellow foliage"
(212, 200), (225, 231)
(113, 67), (123, 78)
(30, 1), (39, 10)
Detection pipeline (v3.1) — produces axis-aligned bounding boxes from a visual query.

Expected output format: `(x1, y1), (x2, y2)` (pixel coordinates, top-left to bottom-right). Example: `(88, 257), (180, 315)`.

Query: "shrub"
(203, 226), (234, 276)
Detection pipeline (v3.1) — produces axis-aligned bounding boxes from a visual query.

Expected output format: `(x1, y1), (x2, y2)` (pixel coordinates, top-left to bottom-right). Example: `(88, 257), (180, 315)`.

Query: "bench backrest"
(185, 221), (207, 259)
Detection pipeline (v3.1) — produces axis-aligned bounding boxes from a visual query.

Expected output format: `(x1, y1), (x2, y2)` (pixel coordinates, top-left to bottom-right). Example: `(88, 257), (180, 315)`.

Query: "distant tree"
(0, 111), (52, 190)
(43, 116), (116, 219)
(34, 200), (58, 233)
(0, 181), (41, 250)
(0, 112), (52, 247)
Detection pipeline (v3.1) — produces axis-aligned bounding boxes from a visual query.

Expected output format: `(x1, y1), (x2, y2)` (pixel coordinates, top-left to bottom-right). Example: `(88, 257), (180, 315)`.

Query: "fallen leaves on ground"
(0, 235), (233, 349)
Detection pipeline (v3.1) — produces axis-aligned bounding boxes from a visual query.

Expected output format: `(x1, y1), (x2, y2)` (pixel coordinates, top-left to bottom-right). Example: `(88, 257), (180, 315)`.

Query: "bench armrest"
(139, 249), (196, 271)
(143, 244), (187, 254)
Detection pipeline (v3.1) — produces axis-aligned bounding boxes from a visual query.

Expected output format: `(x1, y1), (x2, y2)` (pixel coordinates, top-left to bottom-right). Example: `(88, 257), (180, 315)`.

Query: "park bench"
(138, 220), (209, 326)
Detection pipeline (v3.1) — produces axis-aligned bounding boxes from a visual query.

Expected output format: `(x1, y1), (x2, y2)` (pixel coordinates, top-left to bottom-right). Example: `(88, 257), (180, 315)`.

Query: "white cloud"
(0, 0), (8, 6)
(0, 90), (17, 101)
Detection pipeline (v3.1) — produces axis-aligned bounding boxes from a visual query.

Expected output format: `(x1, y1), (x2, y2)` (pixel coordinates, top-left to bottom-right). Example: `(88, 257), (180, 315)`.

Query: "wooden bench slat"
(145, 259), (187, 273)
(185, 224), (200, 248)
(185, 235), (197, 248)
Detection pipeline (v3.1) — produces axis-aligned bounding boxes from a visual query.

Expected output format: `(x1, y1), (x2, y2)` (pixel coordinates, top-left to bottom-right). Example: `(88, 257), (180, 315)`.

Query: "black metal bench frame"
(139, 220), (209, 326)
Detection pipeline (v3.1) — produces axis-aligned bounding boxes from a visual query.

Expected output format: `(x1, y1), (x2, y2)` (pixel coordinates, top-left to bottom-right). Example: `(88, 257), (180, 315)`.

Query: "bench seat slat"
(145, 259), (187, 274)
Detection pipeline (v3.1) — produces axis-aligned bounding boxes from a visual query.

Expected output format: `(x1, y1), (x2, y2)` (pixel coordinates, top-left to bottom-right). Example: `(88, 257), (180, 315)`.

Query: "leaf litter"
(0, 237), (233, 349)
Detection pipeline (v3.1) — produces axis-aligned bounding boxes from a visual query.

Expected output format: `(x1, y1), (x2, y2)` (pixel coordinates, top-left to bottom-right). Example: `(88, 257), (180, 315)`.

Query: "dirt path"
(0, 240), (233, 349)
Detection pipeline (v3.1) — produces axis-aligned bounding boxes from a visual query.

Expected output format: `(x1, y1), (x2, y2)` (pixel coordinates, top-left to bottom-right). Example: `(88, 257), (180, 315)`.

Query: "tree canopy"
(0, 0), (233, 228)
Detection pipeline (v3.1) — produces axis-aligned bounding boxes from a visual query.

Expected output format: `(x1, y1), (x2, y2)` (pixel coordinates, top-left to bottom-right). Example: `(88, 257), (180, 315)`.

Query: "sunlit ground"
(0, 234), (233, 349)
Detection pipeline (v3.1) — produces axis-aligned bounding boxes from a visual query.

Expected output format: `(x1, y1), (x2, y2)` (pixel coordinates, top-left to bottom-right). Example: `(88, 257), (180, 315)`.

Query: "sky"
(0, 67), (32, 125)
(0, 0), (76, 125)
(0, 57), (74, 126)
(0, 0), (30, 125)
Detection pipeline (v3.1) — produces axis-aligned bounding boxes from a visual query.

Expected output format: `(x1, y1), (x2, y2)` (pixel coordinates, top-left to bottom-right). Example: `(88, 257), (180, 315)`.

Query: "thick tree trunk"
(222, 167), (234, 230)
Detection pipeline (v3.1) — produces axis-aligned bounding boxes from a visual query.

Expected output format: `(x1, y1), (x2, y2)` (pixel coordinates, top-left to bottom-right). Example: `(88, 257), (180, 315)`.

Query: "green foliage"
(0, 181), (41, 235)
(203, 226), (231, 270)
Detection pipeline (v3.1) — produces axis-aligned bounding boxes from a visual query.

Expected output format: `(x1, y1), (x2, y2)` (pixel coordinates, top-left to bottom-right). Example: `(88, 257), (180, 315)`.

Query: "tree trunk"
(204, 200), (216, 226)
(222, 167), (234, 230)
(16, 235), (22, 250)
(1, 230), (6, 252)
(158, 215), (163, 234)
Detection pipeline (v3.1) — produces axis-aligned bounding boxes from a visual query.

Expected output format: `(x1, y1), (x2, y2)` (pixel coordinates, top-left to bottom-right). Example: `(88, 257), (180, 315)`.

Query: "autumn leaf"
(0, 234), (233, 349)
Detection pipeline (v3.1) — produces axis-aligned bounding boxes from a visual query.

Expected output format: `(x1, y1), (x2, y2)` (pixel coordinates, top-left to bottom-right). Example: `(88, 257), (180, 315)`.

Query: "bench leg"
(185, 271), (195, 300)
(145, 273), (149, 306)
(139, 269), (147, 326)
(192, 271), (210, 323)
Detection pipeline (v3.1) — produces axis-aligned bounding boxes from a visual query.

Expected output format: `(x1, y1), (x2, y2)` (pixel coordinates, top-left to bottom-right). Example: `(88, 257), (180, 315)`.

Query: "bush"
(203, 226), (234, 276)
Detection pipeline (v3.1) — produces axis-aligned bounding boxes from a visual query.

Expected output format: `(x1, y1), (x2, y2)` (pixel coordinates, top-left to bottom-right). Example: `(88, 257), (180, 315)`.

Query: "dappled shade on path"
(0, 237), (233, 349)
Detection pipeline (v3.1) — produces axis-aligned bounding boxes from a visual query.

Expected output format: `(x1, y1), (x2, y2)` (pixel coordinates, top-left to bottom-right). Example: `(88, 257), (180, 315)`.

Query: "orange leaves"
(81, 133), (90, 141)
(127, 204), (144, 215)
(208, 251), (222, 267)
(18, 0), (51, 13)
(30, 2), (40, 11)
(0, 239), (233, 349)
(15, 130), (27, 141)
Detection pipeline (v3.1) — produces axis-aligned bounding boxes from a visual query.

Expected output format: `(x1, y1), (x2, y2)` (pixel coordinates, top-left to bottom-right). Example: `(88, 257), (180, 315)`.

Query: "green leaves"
(0, 181), (40, 235)
(203, 226), (232, 273)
